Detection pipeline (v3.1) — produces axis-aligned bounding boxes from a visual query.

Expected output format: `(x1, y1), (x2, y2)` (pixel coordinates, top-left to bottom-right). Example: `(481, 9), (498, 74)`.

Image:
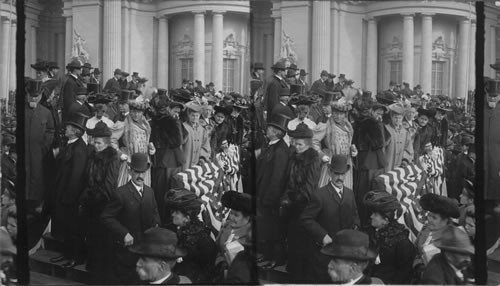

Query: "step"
(41, 232), (65, 253)
(29, 249), (89, 285)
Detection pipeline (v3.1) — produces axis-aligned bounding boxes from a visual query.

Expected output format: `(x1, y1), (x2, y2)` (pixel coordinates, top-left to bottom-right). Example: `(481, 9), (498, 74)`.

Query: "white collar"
(150, 272), (172, 284)
(274, 74), (283, 81)
(280, 102), (286, 106)
(330, 182), (343, 194)
(268, 139), (279, 146)
(447, 261), (464, 280)
(130, 180), (143, 193)
(77, 100), (84, 105)
(70, 73), (78, 79)
(340, 274), (364, 285)
(67, 137), (79, 144)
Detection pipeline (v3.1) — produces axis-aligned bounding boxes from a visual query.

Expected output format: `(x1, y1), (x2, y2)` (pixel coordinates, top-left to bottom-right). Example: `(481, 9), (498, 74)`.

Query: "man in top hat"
(104, 68), (123, 94)
(181, 101), (211, 170)
(128, 72), (140, 90)
(50, 112), (90, 268)
(256, 113), (291, 268)
(298, 69), (310, 91)
(421, 225), (474, 284)
(129, 227), (190, 284)
(333, 73), (346, 92)
(68, 86), (93, 118)
(383, 102), (414, 172)
(300, 154), (360, 283)
(31, 61), (50, 82)
(321, 229), (381, 285)
(263, 61), (289, 117)
(310, 70), (329, 95)
(251, 62), (265, 98)
(60, 59), (84, 121)
(101, 152), (161, 284)
(271, 88), (295, 119)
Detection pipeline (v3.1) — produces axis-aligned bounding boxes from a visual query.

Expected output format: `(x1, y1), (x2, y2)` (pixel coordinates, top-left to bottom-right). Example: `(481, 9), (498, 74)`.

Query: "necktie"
(338, 189), (343, 199)
(138, 188), (143, 197)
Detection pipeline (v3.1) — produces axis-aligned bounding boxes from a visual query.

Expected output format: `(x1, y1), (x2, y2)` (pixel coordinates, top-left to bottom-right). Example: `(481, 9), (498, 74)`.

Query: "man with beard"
(101, 153), (161, 284)
(421, 225), (474, 284)
(300, 155), (360, 283)
(150, 100), (186, 223)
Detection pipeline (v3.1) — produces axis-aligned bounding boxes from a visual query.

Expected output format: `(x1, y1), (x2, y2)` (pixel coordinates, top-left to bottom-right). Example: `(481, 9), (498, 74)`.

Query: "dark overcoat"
(484, 102), (500, 200)
(413, 122), (436, 160)
(225, 250), (258, 284)
(104, 77), (121, 93)
(60, 73), (84, 121)
(263, 75), (288, 112)
(421, 253), (466, 285)
(210, 120), (230, 155)
(25, 103), (55, 202)
(310, 79), (327, 95)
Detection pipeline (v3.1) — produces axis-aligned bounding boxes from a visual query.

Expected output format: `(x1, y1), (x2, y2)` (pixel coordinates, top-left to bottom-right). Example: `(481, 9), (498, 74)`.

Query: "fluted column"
(491, 25), (497, 78)
(157, 16), (169, 88)
(57, 33), (65, 72)
(122, 3), (130, 72)
(9, 21), (16, 90)
(103, 0), (122, 79)
(1, 18), (11, 100)
(421, 13), (433, 94)
(193, 11), (205, 83)
(331, 8), (339, 75)
(366, 17), (377, 94)
(469, 20), (476, 89)
(456, 17), (470, 99)
(311, 0), (331, 76)
(402, 14), (414, 87)
(212, 11), (224, 91)
(32, 24), (37, 77)
(273, 16), (281, 62)
(65, 16), (72, 67)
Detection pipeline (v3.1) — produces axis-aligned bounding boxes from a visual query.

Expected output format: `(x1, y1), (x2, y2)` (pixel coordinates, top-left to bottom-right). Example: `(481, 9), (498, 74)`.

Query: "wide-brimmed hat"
(93, 68), (101, 74)
(376, 92), (397, 105)
(329, 154), (350, 174)
(81, 68), (91, 77)
(122, 71), (130, 77)
(363, 190), (402, 218)
(129, 227), (186, 259)
(321, 91), (341, 106)
(288, 123), (313, 139)
(338, 74), (346, 80)
(417, 108), (436, 118)
(185, 101), (203, 113)
(331, 99), (351, 112)
(271, 61), (286, 70)
(288, 63), (299, 71)
(47, 61), (60, 69)
(221, 191), (252, 214)
(299, 69), (308, 76)
(0, 229), (16, 255)
(138, 77), (148, 83)
(31, 61), (48, 71)
(64, 112), (89, 131)
(87, 121), (112, 138)
(173, 89), (192, 103)
(66, 59), (83, 69)
(114, 68), (123, 75)
(267, 113), (290, 132)
(420, 193), (460, 219)
(286, 70), (297, 78)
(128, 153), (150, 172)
(25, 78), (42, 97)
(328, 73), (336, 79)
(387, 102), (405, 114)
(214, 105), (230, 116)
(434, 225), (474, 255)
(253, 62), (265, 70)
(320, 70), (329, 77)
(164, 188), (202, 213)
(321, 229), (377, 261)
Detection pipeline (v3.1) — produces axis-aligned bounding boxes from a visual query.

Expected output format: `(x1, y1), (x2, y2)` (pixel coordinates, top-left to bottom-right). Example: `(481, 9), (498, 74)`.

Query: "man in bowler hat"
(104, 68), (123, 94)
(263, 61), (289, 119)
(60, 60), (84, 121)
(300, 154), (360, 283)
(101, 153), (161, 284)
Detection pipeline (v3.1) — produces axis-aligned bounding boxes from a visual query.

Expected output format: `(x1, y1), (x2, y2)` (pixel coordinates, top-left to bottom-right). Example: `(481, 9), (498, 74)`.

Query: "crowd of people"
(0, 55), (486, 285)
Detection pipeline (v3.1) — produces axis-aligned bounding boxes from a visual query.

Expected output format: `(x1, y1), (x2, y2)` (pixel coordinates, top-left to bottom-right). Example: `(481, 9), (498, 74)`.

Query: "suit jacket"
(300, 183), (360, 245)
(104, 77), (121, 93)
(60, 73), (84, 121)
(310, 79), (327, 95)
(68, 101), (93, 118)
(263, 75), (289, 112)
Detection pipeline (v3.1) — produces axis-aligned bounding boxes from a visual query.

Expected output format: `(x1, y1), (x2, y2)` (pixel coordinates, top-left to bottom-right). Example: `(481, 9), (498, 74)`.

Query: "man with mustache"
(300, 154), (360, 283)
(101, 153), (161, 284)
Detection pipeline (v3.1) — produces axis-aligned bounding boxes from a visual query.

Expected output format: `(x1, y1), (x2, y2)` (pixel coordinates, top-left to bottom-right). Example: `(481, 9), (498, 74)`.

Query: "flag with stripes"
(373, 163), (427, 242)
(171, 161), (231, 233)
(418, 147), (447, 196)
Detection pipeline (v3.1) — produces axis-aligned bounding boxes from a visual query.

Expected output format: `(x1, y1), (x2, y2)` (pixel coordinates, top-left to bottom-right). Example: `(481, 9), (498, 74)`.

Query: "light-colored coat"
(384, 124), (414, 172)
(182, 122), (211, 170)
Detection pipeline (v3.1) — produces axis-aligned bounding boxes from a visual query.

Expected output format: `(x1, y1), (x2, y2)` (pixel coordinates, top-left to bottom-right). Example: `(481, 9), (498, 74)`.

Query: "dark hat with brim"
(173, 89), (193, 103)
(288, 63), (298, 71)
(64, 112), (89, 131)
(376, 93), (397, 105)
(417, 108), (436, 118)
(114, 68), (123, 75)
(81, 68), (91, 77)
(329, 154), (350, 174)
(31, 61), (48, 71)
(267, 113), (290, 132)
(138, 77), (148, 83)
(66, 60), (83, 69)
(321, 230), (377, 261)
(321, 91), (341, 105)
(47, 61), (59, 69)
(299, 69), (308, 76)
(233, 99), (248, 109)
(420, 193), (460, 219)
(128, 152), (150, 172)
(279, 88), (291, 97)
(88, 93), (112, 105)
(288, 123), (313, 139)
(122, 71), (130, 77)
(434, 225), (474, 255)
(87, 83), (99, 95)
(271, 61), (286, 70)
(129, 227), (186, 259)
(87, 121), (112, 138)
(221, 191), (252, 214)
(164, 188), (202, 213)
(363, 190), (402, 217)
(93, 68), (101, 74)
(214, 105), (231, 116)
(253, 62), (265, 70)
(286, 70), (297, 78)
(25, 78), (43, 97)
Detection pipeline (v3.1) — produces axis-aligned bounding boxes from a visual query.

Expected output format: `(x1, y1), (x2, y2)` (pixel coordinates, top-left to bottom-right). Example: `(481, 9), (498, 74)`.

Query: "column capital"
(421, 13), (435, 17)
(156, 15), (170, 21)
(365, 16), (378, 22)
(192, 10), (206, 15)
(401, 13), (415, 18)
(212, 10), (226, 15)
(458, 16), (471, 23)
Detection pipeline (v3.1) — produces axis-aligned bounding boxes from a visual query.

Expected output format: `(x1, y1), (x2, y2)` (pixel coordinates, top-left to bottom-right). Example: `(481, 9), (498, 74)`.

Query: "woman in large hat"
(181, 101), (211, 170)
(363, 191), (416, 284)
(164, 188), (217, 283)
(214, 191), (254, 281)
(281, 123), (321, 282)
(209, 105), (231, 158)
(413, 107), (437, 160)
(80, 121), (120, 283)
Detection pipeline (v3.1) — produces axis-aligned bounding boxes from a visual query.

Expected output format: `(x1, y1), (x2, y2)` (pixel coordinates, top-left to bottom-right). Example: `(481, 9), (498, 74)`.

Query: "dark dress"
(421, 253), (467, 285)
(225, 249), (258, 284)
(174, 220), (217, 283)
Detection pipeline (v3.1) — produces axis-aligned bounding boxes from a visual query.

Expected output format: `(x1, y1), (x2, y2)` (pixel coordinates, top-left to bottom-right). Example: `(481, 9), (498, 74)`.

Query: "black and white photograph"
(0, 0), (499, 285)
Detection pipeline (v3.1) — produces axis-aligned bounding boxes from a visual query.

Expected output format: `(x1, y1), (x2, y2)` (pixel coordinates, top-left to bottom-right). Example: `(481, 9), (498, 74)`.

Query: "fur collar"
(177, 219), (211, 254)
(292, 148), (319, 166)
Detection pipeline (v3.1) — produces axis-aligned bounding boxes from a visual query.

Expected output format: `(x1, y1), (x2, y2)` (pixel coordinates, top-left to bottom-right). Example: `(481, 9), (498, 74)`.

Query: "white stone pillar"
(212, 11), (224, 92)
(1, 18), (11, 100)
(122, 3), (130, 72)
(469, 21), (476, 90)
(25, 21), (32, 77)
(9, 21), (16, 91)
(273, 16), (281, 62)
(331, 8), (339, 75)
(65, 16), (72, 67)
(456, 17), (470, 99)
(311, 0), (331, 76)
(366, 17), (377, 94)
(32, 24), (37, 77)
(421, 13), (433, 94)
(193, 11), (205, 83)
(402, 14), (414, 87)
(157, 16), (169, 88)
(103, 0), (122, 79)
(491, 25), (497, 78)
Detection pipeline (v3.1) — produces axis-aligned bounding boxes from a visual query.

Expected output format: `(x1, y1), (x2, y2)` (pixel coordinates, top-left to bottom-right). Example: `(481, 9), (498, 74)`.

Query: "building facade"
(251, 0), (500, 98)
(21, 0), (250, 93)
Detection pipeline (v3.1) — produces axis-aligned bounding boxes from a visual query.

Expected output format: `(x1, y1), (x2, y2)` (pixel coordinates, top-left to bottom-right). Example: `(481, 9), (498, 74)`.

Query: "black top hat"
(119, 90), (133, 103)
(87, 83), (99, 95)
(417, 108), (436, 118)
(129, 153), (150, 172)
(329, 154), (350, 174)
(66, 60), (83, 69)
(320, 229), (377, 261)
(31, 61), (48, 71)
(288, 63), (299, 71)
(47, 61), (59, 69)
(299, 69), (308, 76)
(288, 123), (313, 139)
(420, 193), (460, 219)
(87, 121), (112, 138)
(89, 93), (112, 105)
(253, 62), (265, 70)
(132, 72), (139, 77)
(93, 68), (101, 74)
(290, 84), (303, 96)
(25, 78), (43, 97)
(129, 227), (186, 259)
(267, 113), (290, 132)
(363, 190), (402, 217)
(320, 70), (329, 77)
(214, 105), (230, 116)
(271, 61), (286, 70)
(164, 188), (202, 214)
(434, 225), (474, 255)
(114, 68), (123, 75)
(75, 86), (88, 96)
(279, 88), (291, 97)
(64, 112), (89, 131)
(221, 191), (253, 214)
(321, 91), (341, 105)
(83, 63), (93, 69)
(157, 88), (167, 97)
(295, 96), (314, 106)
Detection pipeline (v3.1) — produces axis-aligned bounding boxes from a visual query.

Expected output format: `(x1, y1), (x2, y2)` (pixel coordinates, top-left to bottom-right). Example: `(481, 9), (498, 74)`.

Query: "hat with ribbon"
(331, 98), (351, 112)
(295, 96), (315, 106)
(321, 229), (377, 261)
(128, 152), (150, 172)
(87, 121), (112, 138)
(129, 227), (186, 259)
(288, 123), (313, 139)
(434, 225), (474, 255)
(221, 191), (253, 214)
